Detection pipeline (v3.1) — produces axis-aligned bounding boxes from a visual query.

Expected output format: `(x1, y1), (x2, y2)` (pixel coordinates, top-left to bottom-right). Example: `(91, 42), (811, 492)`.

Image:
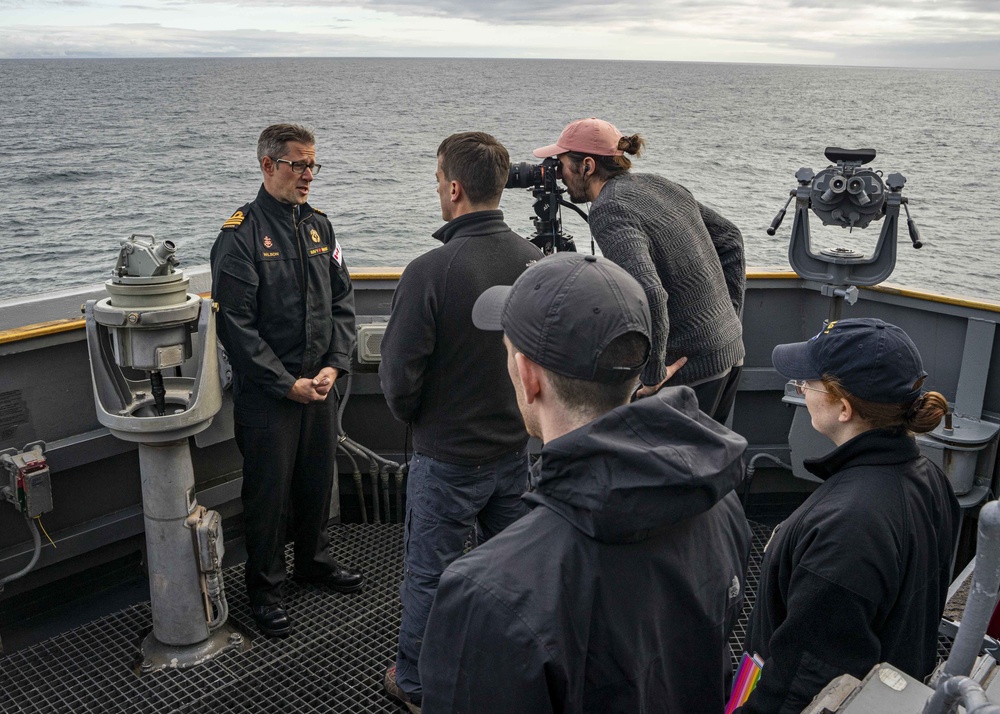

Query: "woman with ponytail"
(738, 318), (961, 714)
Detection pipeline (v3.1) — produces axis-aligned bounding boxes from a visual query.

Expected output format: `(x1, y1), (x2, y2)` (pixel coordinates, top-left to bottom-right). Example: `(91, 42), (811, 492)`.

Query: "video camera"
(505, 157), (589, 255)
(506, 159), (561, 191)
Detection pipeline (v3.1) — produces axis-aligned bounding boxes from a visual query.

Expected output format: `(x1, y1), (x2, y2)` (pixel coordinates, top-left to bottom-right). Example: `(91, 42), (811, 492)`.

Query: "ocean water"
(0, 58), (997, 302)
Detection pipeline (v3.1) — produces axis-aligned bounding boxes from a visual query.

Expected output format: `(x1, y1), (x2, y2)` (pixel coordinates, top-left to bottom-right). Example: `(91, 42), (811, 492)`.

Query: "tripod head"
(506, 157), (588, 254)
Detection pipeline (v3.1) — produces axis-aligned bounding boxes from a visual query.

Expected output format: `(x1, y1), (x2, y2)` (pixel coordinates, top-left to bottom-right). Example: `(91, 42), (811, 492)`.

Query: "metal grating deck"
(0, 520), (952, 712)
(1, 523), (406, 713)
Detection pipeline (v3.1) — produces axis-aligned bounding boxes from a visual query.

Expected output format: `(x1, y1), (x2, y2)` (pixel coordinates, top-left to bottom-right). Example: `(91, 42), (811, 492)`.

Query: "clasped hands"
(286, 367), (339, 404)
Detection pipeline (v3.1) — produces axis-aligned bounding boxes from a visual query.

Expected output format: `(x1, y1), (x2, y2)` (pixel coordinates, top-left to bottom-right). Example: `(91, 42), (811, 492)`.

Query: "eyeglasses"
(790, 379), (827, 395)
(271, 157), (321, 175)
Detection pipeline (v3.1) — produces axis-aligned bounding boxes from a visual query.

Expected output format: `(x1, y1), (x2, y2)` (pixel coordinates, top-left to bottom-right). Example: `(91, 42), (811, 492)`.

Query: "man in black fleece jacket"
(379, 132), (543, 712)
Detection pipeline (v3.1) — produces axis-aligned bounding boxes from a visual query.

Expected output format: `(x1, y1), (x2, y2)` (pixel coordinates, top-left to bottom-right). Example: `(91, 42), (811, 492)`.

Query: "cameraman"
(534, 118), (745, 422)
(379, 131), (543, 712)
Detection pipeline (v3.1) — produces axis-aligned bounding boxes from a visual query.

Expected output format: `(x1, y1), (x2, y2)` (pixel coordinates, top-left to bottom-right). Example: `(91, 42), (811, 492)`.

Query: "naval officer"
(211, 123), (364, 638)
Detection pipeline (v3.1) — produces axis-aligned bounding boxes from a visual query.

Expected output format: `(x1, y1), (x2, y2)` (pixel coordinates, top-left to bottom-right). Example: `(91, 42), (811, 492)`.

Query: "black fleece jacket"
(739, 428), (960, 714)
(379, 210), (542, 465)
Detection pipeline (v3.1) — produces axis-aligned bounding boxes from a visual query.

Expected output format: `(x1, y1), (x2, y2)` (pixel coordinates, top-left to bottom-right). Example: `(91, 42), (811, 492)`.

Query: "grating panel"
(727, 520), (771, 671)
(0, 520), (955, 713)
(0, 524), (408, 714)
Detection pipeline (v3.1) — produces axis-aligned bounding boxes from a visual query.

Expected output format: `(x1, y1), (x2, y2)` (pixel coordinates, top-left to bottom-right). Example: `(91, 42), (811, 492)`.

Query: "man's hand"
(286, 368), (340, 403)
(634, 356), (688, 400)
(313, 367), (339, 396)
(286, 377), (328, 404)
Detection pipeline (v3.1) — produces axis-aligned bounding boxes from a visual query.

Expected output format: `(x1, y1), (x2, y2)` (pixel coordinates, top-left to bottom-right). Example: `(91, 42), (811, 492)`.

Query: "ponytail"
(567, 132), (645, 181)
(904, 391), (949, 434)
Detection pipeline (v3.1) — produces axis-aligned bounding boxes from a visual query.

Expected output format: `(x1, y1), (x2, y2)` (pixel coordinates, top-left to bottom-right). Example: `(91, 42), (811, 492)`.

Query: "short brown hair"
(257, 124), (315, 163)
(536, 331), (649, 419)
(437, 132), (509, 205)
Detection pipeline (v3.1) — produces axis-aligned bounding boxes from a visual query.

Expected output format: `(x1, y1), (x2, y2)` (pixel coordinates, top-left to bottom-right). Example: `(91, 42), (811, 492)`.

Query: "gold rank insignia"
(222, 210), (245, 230)
(310, 229), (321, 243)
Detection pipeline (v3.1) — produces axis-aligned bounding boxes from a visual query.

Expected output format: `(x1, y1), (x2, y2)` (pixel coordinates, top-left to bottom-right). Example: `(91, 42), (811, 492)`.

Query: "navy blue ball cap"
(472, 253), (651, 383)
(771, 317), (928, 404)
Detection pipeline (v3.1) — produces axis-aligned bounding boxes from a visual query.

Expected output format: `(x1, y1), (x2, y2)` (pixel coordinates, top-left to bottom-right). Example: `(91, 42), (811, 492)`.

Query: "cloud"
(1, 0), (998, 67)
(0, 21), (499, 58)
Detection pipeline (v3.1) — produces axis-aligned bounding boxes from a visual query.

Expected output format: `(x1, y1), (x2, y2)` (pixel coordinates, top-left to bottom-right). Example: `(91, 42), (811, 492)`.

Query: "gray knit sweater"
(588, 172), (745, 386)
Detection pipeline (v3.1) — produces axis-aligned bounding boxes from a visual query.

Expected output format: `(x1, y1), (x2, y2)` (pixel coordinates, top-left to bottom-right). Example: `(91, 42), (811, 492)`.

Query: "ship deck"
(0, 519), (944, 713)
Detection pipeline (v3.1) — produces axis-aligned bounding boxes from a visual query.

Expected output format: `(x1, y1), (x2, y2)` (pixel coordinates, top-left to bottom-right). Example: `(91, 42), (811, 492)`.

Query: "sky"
(1, 0), (999, 69)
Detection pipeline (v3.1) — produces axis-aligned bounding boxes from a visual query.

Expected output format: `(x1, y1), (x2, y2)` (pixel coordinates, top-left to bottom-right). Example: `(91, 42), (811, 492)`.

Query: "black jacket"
(419, 387), (752, 713)
(210, 185), (355, 401)
(379, 210), (542, 465)
(740, 428), (960, 714)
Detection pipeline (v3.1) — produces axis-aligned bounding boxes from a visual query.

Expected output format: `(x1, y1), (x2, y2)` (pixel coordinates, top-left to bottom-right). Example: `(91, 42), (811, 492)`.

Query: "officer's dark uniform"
(210, 184), (356, 608)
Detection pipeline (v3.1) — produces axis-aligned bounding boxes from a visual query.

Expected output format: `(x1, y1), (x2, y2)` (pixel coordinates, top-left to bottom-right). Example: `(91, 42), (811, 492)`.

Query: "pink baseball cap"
(533, 118), (625, 158)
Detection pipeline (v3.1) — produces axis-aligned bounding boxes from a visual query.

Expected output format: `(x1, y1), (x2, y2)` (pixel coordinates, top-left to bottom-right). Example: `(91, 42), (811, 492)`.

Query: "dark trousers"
(395, 447), (530, 701)
(691, 364), (743, 424)
(234, 389), (338, 607)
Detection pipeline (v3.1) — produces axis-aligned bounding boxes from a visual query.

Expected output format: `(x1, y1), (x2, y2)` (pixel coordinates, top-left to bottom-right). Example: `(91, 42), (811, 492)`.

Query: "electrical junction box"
(1, 441), (52, 518)
(357, 322), (388, 364)
(802, 664), (933, 713)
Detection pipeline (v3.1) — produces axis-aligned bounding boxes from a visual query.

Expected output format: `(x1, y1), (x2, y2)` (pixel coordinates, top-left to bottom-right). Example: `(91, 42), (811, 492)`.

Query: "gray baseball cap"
(472, 253), (651, 383)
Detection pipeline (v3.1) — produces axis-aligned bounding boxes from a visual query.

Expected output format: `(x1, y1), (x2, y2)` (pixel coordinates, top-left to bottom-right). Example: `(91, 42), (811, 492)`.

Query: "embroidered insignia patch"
(310, 229), (321, 244)
(811, 319), (838, 341)
(221, 210), (245, 230)
(333, 239), (343, 266)
(263, 236), (273, 249)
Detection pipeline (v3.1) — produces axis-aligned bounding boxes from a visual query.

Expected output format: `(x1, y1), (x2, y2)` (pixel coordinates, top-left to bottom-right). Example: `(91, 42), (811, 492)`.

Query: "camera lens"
(506, 161), (541, 190)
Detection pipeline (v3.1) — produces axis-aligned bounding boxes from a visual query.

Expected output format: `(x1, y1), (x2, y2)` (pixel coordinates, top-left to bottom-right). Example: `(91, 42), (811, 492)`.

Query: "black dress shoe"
(251, 603), (292, 638)
(294, 565), (366, 593)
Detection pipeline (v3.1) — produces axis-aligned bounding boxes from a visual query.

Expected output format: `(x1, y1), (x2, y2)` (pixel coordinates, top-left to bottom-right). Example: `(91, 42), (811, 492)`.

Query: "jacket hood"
(524, 386), (747, 543)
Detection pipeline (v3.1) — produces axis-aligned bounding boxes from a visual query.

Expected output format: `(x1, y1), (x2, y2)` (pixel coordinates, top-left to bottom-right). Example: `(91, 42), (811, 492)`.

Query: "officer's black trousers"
(233, 390), (339, 607)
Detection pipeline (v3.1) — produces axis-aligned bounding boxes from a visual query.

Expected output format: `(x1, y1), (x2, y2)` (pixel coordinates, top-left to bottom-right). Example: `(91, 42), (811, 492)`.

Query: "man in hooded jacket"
(418, 252), (752, 713)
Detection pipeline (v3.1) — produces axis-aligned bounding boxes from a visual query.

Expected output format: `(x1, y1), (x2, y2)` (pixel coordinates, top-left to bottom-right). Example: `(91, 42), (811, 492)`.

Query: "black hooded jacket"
(419, 387), (752, 713)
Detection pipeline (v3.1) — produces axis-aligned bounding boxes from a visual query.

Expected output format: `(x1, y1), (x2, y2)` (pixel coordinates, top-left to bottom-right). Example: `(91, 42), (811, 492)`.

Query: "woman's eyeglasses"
(790, 379), (827, 395)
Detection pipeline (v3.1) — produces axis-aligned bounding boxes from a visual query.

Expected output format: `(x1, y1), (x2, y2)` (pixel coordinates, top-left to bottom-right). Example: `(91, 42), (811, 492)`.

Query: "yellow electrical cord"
(35, 515), (57, 549)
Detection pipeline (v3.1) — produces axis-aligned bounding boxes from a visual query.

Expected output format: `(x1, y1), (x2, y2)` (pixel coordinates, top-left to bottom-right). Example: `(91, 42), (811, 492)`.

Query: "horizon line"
(0, 56), (994, 72)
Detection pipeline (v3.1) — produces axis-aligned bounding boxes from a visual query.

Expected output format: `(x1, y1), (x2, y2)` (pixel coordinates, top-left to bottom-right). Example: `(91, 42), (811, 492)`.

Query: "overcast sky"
(1, 0), (999, 69)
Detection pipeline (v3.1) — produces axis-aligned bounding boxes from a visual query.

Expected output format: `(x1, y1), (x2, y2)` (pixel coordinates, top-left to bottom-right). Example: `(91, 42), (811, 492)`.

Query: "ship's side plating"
(1, 267), (999, 651)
